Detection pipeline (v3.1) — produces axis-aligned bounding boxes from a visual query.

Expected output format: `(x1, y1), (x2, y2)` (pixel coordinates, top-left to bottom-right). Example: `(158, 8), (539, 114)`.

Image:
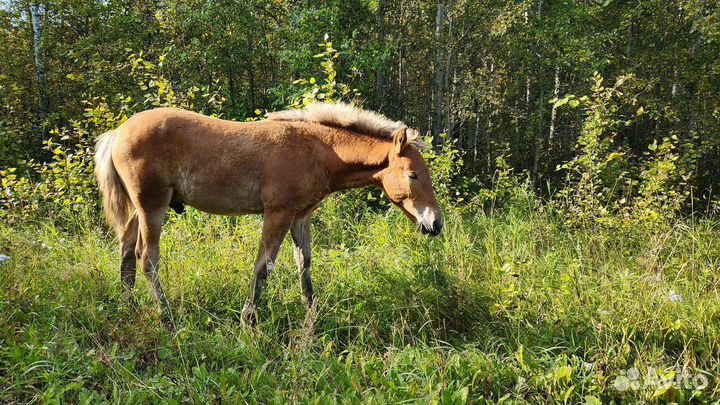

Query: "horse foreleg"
(241, 210), (295, 325)
(291, 214), (314, 306)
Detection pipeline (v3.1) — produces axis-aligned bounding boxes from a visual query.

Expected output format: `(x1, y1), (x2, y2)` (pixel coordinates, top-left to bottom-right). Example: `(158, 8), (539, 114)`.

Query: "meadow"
(1, 191), (718, 404)
(2, 2), (719, 402)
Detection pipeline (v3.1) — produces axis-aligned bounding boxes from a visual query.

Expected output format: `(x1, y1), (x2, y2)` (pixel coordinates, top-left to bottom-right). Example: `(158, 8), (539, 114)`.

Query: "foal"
(94, 102), (443, 323)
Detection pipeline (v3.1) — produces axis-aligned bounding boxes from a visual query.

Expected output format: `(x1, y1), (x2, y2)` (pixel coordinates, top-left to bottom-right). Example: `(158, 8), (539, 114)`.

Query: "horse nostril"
(433, 219), (443, 233)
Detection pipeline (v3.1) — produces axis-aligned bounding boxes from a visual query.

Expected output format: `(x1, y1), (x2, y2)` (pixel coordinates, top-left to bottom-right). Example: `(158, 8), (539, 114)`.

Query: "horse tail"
(94, 130), (133, 236)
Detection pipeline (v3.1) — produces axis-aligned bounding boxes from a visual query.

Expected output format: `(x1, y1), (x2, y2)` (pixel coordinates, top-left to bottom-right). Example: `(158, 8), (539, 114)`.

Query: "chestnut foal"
(95, 102), (443, 324)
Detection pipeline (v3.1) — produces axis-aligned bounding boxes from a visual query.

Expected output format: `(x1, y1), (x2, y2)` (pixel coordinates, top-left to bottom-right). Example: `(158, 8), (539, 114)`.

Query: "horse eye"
(408, 172), (418, 180)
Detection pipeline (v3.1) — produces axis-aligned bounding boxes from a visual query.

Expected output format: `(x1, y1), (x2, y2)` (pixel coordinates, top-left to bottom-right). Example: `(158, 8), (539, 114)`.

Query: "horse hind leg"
(119, 212), (139, 299)
(291, 214), (314, 306)
(134, 189), (172, 322)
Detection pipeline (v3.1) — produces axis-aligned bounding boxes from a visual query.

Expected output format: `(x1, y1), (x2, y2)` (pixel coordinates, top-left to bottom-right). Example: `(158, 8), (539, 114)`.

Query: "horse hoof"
(164, 320), (176, 332)
(161, 312), (176, 332)
(241, 302), (257, 326)
(301, 294), (315, 307)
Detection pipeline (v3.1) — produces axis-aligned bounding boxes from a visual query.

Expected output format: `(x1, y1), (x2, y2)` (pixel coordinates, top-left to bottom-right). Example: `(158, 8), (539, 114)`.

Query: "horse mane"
(267, 102), (429, 149)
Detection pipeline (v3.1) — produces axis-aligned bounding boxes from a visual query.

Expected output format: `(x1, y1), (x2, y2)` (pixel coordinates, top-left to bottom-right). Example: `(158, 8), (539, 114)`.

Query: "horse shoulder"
(259, 139), (330, 211)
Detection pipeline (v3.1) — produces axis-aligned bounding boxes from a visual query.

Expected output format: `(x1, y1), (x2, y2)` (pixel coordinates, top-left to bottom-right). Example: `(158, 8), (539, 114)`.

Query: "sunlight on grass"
(1, 198), (718, 404)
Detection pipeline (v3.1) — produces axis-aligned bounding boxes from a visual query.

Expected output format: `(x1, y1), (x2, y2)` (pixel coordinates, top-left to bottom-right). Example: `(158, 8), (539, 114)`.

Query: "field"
(1, 195), (719, 404)
(2, 0), (720, 403)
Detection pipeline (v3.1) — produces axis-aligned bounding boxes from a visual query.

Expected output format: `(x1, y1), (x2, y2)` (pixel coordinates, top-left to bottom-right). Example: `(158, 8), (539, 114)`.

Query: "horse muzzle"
(419, 216), (443, 236)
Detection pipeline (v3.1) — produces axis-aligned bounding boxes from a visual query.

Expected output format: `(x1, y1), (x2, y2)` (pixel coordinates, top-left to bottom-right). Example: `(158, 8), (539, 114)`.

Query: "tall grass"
(1, 193), (718, 404)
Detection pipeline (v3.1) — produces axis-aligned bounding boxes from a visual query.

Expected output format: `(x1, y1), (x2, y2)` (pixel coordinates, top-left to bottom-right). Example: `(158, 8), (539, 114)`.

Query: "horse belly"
(175, 168), (264, 215)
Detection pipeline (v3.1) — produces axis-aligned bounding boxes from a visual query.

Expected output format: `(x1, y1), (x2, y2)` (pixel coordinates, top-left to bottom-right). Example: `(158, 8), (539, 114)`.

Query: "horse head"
(374, 127), (444, 236)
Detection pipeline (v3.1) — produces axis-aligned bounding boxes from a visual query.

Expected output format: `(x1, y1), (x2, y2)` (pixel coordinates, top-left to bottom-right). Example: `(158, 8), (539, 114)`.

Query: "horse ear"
(392, 127), (408, 154)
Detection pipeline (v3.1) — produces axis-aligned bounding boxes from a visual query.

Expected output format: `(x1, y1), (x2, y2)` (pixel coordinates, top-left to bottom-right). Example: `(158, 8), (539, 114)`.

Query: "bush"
(0, 52), (223, 228)
(551, 73), (696, 229)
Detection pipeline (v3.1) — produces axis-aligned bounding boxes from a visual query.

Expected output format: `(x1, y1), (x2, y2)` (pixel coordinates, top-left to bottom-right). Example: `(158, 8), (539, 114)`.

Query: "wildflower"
(668, 290), (683, 303)
(0, 254), (9, 263)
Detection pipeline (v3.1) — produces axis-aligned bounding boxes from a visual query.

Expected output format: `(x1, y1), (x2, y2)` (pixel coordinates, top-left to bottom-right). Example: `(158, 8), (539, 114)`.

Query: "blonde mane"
(267, 102), (428, 149)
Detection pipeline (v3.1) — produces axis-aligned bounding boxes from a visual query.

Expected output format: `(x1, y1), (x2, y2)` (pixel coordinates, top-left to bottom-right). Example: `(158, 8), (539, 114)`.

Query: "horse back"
(111, 108), (329, 215)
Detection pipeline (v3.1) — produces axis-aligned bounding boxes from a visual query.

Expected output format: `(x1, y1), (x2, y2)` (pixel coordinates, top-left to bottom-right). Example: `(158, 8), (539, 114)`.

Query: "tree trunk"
(688, 15), (702, 133)
(473, 102), (479, 165)
(548, 66), (561, 144)
(398, 34), (405, 119)
(445, 10), (453, 140)
(531, 0), (544, 187)
(432, 0), (445, 139)
(245, 36), (256, 112)
(486, 116), (492, 174)
(532, 84), (544, 187)
(626, 6), (634, 66)
(375, 0), (386, 110)
(30, 2), (47, 156)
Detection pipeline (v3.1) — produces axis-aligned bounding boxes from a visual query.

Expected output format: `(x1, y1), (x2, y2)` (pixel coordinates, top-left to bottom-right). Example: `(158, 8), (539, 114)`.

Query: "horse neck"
(327, 135), (390, 192)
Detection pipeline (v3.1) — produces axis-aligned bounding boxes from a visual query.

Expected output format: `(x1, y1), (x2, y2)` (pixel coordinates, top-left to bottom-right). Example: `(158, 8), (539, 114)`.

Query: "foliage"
(633, 135), (694, 222)
(290, 34), (361, 107)
(0, 53), (223, 228)
(553, 73), (696, 228)
(473, 143), (525, 211)
(553, 73), (636, 227)
(129, 51), (225, 115)
(2, 200), (719, 404)
(1, 128), (94, 227)
(422, 133), (479, 211)
(2, 0), (720, 209)
(0, 1), (719, 403)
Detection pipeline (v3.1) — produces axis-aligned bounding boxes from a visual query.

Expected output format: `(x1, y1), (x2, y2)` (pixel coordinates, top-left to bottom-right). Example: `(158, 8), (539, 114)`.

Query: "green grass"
(1, 196), (719, 404)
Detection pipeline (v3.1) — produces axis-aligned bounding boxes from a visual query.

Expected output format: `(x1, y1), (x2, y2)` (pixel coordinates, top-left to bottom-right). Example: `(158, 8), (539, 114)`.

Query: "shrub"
(551, 73), (695, 229)
(0, 52), (223, 228)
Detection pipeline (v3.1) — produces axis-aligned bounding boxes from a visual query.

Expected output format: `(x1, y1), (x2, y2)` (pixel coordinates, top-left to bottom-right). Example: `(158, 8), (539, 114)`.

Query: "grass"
(1, 195), (719, 404)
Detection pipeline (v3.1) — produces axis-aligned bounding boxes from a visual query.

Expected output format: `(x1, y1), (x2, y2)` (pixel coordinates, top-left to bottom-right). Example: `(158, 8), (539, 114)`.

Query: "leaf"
(553, 97), (569, 108)
(584, 395), (602, 405)
(158, 348), (171, 360)
(454, 386), (469, 404)
(564, 385), (576, 403)
(554, 365), (572, 383)
(514, 345), (527, 371)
